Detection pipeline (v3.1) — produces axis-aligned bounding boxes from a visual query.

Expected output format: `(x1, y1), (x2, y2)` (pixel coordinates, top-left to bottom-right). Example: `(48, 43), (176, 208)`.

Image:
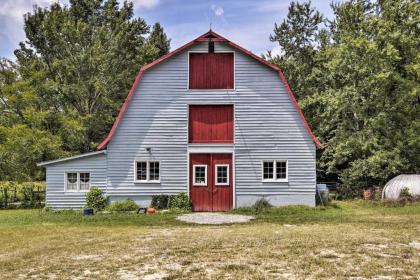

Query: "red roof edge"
(277, 70), (324, 149)
(98, 30), (324, 150)
(97, 69), (145, 150)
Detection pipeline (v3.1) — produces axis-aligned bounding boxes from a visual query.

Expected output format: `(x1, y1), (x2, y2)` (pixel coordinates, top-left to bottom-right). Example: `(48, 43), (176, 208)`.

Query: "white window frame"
(79, 172), (91, 191)
(148, 161), (160, 182)
(193, 164), (207, 186)
(261, 160), (288, 182)
(215, 164), (230, 186)
(65, 172), (91, 192)
(134, 160), (161, 183)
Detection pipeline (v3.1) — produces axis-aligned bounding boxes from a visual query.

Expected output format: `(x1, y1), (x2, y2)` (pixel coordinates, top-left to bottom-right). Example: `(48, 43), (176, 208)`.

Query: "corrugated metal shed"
(382, 175), (420, 200)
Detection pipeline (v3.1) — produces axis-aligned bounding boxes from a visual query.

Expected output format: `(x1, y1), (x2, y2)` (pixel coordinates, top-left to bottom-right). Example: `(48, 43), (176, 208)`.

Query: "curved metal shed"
(382, 175), (420, 200)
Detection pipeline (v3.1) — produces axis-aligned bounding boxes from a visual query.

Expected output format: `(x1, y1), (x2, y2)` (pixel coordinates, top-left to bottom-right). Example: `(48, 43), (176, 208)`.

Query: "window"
(189, 53), (234, 89)
(276, 161), (287, 180)
(193, 165), (207, 186)
(79, 173), (90, 190)
(66, 173), (78, 191)
(263, 161), (274, 180)
(135, 161), (160, 182)
(262, 160), (288, 182)
(136, 161), (147, 181)
(66, 172), (90, 191)
(149, 161), (160, 181)
(215, 164), (229, 186)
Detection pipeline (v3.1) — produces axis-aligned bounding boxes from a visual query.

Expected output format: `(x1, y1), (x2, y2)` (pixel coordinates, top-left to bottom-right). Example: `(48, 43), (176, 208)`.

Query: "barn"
(37, 31), (323, 211)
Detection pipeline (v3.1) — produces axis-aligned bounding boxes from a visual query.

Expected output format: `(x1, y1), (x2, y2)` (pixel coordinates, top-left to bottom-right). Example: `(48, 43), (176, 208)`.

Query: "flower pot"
(146, 207), (156, 214)
(83, 208), (94, 215)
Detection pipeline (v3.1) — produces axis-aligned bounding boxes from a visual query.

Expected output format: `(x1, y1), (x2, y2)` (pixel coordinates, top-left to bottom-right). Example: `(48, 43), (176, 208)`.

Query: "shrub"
(399, 187), (412, 199)
(335, 184), (360, 200)
(107, 199), (139, 212)
(252, 198), (272, 213)
(85, 187), (108, 212)
(0, 181), (45, 209)
(373, 188), (382, 201)
(168, 193), (191, 211)
(151, 194), (170, 209)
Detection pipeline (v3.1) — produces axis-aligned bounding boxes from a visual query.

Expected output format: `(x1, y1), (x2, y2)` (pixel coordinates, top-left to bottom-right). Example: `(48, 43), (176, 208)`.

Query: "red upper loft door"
(189, 53), (234, 89)
(189, 105), (234, 144)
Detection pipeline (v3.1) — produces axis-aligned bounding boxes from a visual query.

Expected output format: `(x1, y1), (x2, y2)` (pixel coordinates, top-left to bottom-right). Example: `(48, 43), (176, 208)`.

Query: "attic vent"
(208, 41), (215, 53)
(204, 33), (217, 39)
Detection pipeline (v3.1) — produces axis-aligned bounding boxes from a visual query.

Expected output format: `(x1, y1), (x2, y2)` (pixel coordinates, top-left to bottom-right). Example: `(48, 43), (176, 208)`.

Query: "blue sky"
(0, 0), (335, 60)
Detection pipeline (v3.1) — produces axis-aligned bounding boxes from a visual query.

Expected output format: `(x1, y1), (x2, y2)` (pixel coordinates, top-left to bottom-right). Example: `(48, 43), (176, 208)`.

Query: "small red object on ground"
(146, 207), (156, 214)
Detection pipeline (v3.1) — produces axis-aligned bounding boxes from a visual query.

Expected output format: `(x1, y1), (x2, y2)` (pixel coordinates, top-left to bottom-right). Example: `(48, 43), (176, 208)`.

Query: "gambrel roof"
(97, 30), (324, 150)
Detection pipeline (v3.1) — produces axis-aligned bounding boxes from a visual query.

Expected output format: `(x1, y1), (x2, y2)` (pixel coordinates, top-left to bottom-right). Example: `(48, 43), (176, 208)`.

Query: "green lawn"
(0, 201), (419, 279)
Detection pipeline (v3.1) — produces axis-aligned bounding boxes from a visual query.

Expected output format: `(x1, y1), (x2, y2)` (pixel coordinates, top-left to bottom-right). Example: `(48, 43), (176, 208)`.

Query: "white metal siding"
(45, 153), (107, 209)
(105, 41), (316, 207)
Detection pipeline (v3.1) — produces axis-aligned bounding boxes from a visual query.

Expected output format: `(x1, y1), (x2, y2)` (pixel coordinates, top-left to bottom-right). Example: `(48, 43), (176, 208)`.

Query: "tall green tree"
(0, 59), (66, 181)
(15, 0), (163, 152)
(267, 0), (326, 100)
(270, 0), (420, 188)
(148, 22), (171, 57)
(0, 0), (171, 180)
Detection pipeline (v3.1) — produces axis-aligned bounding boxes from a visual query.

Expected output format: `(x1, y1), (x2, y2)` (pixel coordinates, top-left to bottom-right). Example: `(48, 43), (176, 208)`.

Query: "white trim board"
(215, 164), (230, 186)
(37, 150), (106, 167)
(188, 145), (234, 154)
(192, 164), (208, 186)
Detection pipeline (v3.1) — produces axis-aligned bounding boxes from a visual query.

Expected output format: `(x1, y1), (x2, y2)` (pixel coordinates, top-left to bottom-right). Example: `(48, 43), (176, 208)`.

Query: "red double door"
(190, 153), (233, 212)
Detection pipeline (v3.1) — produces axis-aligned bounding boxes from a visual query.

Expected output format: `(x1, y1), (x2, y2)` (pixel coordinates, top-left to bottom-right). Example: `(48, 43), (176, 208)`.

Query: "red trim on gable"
(277, 71), (324, 149)
(97, 70), (145, 150)
(97, 30), (323, 150)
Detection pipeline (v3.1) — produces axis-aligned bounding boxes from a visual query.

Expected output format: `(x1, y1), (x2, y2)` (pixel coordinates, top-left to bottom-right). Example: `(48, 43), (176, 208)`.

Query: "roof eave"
(97, 30), (324, 150)
(37, 150), (106, 167)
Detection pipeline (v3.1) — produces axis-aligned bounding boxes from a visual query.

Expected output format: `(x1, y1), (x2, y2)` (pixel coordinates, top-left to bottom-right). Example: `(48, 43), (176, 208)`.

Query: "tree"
(268, 1), (326, 100)
(0, 0), (171, 181)
(15, 0), (164, 152)
(0, 59), (66, 181)
(269, 0), (420, 189)
(148, 22), (171, 57)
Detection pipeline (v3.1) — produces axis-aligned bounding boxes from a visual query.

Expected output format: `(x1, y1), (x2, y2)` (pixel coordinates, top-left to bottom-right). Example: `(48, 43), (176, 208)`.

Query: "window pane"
(263, 161), (274, 180)
(149, 162), (160, 181)
(216, 165), (228, 184)
(194, 166), (206, 185)
(67, 173), (78, 190)
(136, 162), (147, 181)
(80, 173), (90, 190)
(276, 161), (287, 179)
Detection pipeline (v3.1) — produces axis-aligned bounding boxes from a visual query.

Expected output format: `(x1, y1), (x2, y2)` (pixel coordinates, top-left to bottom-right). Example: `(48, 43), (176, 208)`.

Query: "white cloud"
(0, 0), (53, 22)
(211, 4), (224, 16)
(270, 45), (284, 57)
(133, 0), (159, 9)
(0, 0), (56, 58)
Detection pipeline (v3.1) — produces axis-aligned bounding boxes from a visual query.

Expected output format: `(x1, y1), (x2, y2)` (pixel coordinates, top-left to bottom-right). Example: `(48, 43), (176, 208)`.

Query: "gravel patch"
(177, 213), (254, 224)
